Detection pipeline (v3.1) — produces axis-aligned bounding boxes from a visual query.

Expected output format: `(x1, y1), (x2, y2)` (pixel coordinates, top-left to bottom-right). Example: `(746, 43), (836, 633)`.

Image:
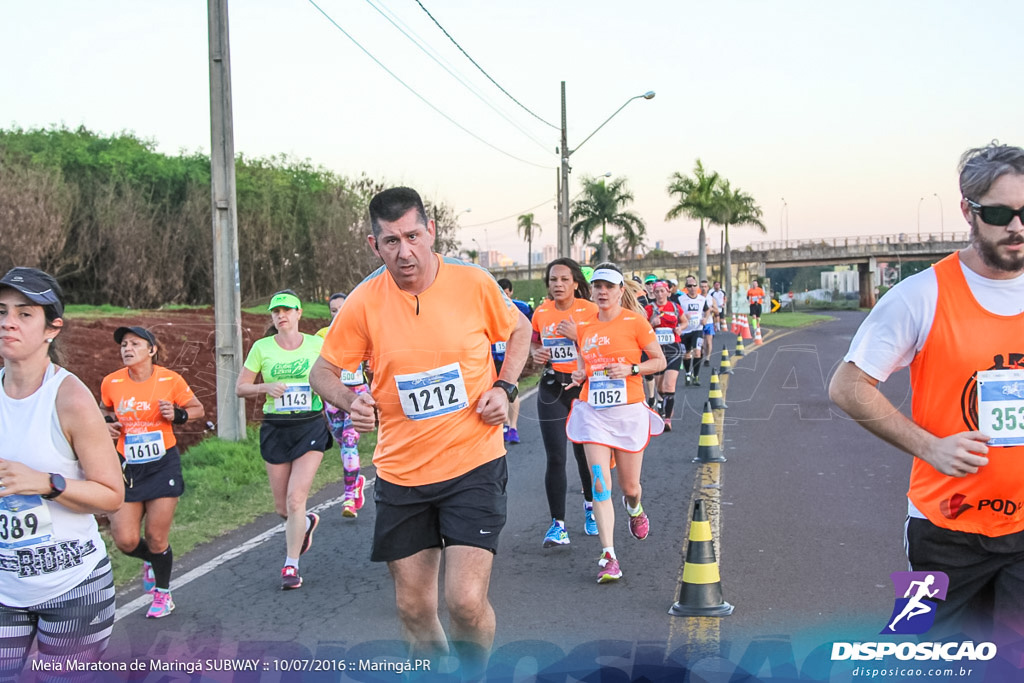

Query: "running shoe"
(146, 590), (175, 618)
(503, 424), (511, 442)
(691, 375), (701, 387)
(542, 519), (570, 548)
(663, 419), (672, 432)
(341, 498), (358, 519)
(703, 359), (711, 367)
(623, 497), (650, 540)
(281, 565), (302, 590)
(300, 512), (319, 555)
(507, 428), (520, 445)
(684, 374), (692, 386)
(141, 561), (156, 594)
(584, 506), (598, 536)
(352, 474), (366, 510)
(597, 552), (622, 583)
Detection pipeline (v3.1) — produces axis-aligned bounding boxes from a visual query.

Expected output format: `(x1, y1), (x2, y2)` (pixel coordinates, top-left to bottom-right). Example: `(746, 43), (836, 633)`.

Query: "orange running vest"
(908, 253), (1024, 536)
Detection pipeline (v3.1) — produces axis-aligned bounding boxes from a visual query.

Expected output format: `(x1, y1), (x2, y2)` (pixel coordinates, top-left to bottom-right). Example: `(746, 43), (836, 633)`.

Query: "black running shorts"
(259, 412), (333, 465)
(122, 446), (184, 502)
(371, 457), (508, 563)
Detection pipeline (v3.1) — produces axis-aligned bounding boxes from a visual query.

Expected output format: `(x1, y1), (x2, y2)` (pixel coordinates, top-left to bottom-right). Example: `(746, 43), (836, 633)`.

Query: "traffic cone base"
(669, 500), (734, 617)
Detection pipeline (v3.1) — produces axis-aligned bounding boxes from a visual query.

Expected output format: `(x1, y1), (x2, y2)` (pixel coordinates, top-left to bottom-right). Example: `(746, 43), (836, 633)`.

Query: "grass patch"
(762, 311), (835, 328)
(102, 426), (376, 587)
(243, 301), (331, 320)
(64, 304), (208, 319)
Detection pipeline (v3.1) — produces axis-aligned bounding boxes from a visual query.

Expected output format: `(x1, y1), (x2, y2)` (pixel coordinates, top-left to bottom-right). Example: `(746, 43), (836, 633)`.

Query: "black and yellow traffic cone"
(720, 348), (734, 375)
(735, 336), (745, 357)
(708, 369), (727, 410)
(693, 400), (726, 463)
(669, 499), (734, 617)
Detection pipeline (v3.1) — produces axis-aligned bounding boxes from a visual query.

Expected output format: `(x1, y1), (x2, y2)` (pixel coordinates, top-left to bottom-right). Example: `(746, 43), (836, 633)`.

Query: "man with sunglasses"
(830, 143), (1024, 639)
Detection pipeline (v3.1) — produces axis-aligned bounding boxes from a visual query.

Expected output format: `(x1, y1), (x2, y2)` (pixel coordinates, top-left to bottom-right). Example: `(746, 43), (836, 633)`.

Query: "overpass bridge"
(489, 231), (971, 308)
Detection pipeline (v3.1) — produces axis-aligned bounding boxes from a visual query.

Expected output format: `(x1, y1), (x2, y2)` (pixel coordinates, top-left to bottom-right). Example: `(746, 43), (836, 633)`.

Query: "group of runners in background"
(0, 205), (735, 675)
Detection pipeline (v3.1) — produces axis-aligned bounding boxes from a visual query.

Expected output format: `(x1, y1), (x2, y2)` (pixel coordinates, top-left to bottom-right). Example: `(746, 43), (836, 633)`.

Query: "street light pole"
(557, 84), (655, 259)
(780, 198), (787, 243)
(934, 193), (944, 240)
(917, 196), (924, 239)
(558, 82), (571, 259)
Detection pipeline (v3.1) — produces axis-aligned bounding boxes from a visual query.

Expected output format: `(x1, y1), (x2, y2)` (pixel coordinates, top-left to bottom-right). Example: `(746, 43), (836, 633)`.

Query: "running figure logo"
(881, 571), (949, 635)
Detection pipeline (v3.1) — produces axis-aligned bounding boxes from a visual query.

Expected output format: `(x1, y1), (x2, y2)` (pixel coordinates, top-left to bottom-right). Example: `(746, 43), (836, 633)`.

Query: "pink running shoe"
(597, 552), (622, 583)
(146, 590), (175, 618)
(623, 497), (650, 540)
(352, 474), (366, 511)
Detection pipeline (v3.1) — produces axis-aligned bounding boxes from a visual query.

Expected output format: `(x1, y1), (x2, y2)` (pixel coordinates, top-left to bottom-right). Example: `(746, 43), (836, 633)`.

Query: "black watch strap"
(492, 380), (518, 403)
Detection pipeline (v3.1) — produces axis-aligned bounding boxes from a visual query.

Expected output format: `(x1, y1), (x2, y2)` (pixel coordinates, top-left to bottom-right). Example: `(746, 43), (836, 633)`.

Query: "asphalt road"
(96, 312), (927, 681)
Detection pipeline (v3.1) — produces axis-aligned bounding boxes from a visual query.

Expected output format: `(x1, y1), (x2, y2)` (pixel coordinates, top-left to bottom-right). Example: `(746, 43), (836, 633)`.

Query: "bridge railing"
(749, 232), (968, 251)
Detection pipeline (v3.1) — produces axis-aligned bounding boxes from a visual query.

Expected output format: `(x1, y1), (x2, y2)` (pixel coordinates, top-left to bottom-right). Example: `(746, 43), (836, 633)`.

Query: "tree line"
(519, 161), (766, 314)
(0, 126), (459, 308)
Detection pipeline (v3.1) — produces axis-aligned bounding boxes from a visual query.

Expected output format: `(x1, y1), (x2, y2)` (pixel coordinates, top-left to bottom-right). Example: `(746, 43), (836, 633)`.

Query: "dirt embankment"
(58, 308), (330, 449)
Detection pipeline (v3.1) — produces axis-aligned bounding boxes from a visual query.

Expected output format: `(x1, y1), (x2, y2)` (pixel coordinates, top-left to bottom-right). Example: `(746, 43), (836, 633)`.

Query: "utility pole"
(558, 81), (571, 259)
(208, 0), (246, 441)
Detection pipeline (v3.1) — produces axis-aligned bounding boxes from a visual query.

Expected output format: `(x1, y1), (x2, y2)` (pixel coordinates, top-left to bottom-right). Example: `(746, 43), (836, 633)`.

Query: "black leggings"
(537, 372), (593, 520)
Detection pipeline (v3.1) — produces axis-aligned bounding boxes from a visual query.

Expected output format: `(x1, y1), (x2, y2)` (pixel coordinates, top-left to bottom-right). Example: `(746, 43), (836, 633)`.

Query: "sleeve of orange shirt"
(319, 293), (372, 374)
(100, 376), (113, 410)
(170, 371), (197, 406)
(634, 314), (657, 348)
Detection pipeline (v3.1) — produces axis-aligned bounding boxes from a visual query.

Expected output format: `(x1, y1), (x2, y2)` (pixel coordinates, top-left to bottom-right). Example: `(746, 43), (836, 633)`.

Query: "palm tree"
(570, 175), (645, 264)
(665, 159), (720, 282)
(708, 180), (766, 317)
(517, 213), (541, 279)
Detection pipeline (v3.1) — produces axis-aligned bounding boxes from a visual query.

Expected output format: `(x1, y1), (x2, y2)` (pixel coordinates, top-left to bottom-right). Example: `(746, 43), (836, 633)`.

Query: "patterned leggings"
(325, 384), (367, 484)
(0, 557), (115, 683)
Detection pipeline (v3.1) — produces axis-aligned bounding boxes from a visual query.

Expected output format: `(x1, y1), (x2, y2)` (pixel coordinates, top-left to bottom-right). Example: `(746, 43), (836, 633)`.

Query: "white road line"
(115, 384), (539, 622)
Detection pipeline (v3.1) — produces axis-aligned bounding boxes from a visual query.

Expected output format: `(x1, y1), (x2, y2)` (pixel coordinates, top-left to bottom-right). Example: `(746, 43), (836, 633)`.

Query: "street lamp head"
(642, 91), (655, 100)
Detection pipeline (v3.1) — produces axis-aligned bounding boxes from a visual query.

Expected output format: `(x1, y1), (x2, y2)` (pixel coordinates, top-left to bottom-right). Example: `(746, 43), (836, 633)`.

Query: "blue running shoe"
(542, 519), (569, 548)
(142, 561), (156, 593)
(584, 506), (598, 536)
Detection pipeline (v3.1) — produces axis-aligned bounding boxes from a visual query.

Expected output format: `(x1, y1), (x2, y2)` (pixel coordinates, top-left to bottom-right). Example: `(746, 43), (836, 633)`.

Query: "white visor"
(591, 268), (624, 285)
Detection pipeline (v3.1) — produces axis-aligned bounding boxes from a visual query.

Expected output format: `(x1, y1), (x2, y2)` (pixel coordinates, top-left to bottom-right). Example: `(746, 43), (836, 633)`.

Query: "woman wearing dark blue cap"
(100, 325), (204, 618)
(0, 267), (124, 676)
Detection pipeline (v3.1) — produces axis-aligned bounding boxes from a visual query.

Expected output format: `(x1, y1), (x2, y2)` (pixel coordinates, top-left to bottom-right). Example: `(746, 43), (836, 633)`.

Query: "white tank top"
(0, 365), (107, 607)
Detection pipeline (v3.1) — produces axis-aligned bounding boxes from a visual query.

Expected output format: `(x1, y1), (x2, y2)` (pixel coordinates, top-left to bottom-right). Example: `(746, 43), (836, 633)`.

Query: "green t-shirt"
(243, 334), (324, 414)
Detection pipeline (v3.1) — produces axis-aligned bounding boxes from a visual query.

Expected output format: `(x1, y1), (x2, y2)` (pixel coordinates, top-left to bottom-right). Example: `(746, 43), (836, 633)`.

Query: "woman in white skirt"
(566, 263), (665, 583)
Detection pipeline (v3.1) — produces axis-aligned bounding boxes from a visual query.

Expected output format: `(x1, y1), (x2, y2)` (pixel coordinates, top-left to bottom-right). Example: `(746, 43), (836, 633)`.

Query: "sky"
(3, 0), (1023, 264)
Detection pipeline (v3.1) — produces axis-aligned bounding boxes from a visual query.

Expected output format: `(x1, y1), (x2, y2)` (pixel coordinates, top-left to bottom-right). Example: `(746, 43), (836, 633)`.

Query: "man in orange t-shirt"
(310, 187), (530, 675)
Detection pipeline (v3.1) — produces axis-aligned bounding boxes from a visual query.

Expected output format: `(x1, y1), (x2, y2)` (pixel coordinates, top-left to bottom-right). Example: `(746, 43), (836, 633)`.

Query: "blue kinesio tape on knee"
(591, 465), (610, 502)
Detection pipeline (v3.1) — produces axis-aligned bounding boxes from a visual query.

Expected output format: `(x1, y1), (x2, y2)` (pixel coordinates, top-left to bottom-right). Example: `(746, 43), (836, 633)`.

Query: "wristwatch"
(492, 380), (519, 403)
(42, 473), (66, 500)
(631, 364), (641, 376)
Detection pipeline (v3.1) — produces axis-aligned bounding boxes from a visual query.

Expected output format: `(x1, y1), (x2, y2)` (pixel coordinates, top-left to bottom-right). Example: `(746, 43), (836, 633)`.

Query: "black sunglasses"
(966, 199), (1024, 227)
(685, 283), (698, 288)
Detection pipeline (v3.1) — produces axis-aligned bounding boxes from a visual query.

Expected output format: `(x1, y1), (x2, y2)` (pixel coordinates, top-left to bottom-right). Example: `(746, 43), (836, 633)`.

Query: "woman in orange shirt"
(531, 258), (599, 548)
(566, 263), (666, 583)
(101, 326), (204, 618)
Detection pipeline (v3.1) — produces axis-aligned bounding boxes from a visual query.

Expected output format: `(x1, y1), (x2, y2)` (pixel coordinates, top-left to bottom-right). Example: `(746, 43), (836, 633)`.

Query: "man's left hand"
(476, 388), (509, 426)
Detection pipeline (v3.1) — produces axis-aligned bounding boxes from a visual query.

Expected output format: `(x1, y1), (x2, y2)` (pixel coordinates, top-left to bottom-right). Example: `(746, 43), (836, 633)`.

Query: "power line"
(414, 0), (559, 131)
(307, 0), (552, 170)
(462, 197), (554, 228)
(364, 0), (552, 153)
